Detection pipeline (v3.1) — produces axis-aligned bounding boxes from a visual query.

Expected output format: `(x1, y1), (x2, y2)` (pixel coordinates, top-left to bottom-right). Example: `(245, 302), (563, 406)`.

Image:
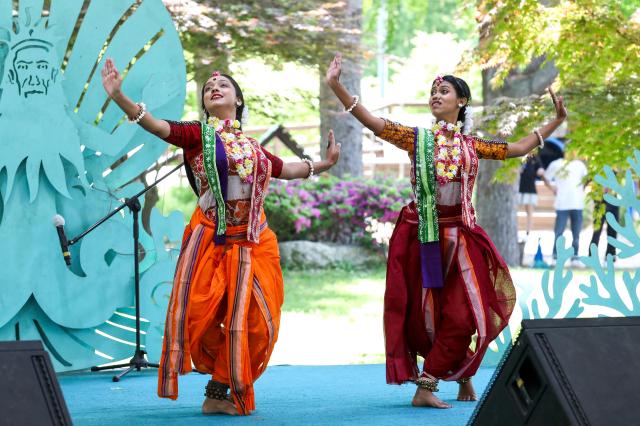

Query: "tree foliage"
(163, 0), (358, 84)
(363, 0), (476, 52)
(476, 0), (640, 177)
(361, 0), (477, 76)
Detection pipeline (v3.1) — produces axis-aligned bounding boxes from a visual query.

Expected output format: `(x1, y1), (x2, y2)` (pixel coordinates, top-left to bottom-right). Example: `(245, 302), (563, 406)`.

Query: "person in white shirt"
(542, 152), (588, 260)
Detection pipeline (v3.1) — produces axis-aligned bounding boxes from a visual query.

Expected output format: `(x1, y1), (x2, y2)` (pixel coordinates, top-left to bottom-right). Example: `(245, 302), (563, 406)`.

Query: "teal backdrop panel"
(0, 0), (185, 371)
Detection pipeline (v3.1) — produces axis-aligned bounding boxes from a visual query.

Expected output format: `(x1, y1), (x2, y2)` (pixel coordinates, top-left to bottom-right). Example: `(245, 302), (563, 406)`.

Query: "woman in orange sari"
(326, 53), (567, 408)
(101, 59), (340, 415)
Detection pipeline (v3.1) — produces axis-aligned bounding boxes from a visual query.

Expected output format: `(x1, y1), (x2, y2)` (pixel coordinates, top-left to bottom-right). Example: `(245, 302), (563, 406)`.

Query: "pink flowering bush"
(264, 175), (412, 247)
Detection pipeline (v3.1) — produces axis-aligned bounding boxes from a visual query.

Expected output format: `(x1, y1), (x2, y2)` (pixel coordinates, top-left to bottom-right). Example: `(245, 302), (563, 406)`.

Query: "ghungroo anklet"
(415, 373), (439, 392)
(205, 380), (230, 400)
(456, 377), (471, 385)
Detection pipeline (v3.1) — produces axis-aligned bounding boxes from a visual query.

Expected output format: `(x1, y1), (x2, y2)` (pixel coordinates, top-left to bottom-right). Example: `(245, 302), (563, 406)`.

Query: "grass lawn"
(271, 266), (387, 366)
(271, 264), (633, 366)
(280, 265), (625, 315)
(282, 266), (387, 316)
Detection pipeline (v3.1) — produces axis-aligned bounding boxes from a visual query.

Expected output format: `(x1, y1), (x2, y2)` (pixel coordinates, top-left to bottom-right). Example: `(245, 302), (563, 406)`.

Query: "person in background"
(538, 136), (565, 169)
(542, 149), (587, 264)
(518, 155), (544, 236)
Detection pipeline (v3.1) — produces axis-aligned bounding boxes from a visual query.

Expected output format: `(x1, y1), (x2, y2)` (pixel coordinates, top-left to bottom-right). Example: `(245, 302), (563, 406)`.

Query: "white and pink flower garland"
(209, 116), (255, 184)
(432, 120), (463, 185)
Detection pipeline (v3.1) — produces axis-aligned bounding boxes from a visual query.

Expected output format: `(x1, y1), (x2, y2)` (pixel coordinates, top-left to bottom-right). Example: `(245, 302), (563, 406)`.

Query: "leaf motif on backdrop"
(0, 0), (185, 371)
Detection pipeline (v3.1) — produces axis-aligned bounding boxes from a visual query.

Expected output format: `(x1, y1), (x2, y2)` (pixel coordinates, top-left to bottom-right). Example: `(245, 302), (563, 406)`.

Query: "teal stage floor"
(58, 364), (494, 425)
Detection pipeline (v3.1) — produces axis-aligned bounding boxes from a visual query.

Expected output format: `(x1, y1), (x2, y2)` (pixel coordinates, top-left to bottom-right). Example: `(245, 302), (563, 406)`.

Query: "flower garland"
(208, 116), (254, 184)
(432, 120), (463, 185)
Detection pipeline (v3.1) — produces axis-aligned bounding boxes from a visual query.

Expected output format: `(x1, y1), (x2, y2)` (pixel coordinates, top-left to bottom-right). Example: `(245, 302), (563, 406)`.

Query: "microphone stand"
(67, 162), (183, 382)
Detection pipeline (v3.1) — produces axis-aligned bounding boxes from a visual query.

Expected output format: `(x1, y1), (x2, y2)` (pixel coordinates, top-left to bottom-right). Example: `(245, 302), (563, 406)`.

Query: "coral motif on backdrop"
(483, 149), (640, 366)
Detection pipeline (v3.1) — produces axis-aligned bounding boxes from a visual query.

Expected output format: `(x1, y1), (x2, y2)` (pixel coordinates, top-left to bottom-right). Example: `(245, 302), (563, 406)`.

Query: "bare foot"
(412, 387), (452, 409)
(202, 397), (238, 415)
(457, 380), (477, 401)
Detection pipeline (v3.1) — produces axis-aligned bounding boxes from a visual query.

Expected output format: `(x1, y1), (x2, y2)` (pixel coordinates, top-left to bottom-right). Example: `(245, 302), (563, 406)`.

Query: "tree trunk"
(318, 0), (363, 178)
(478, 60), (558, 266)
(475, 158), (520, 265)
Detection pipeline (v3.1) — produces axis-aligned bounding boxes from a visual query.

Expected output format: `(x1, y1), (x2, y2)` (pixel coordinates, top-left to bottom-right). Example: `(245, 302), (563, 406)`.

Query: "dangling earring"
(458, 103), (464, 108)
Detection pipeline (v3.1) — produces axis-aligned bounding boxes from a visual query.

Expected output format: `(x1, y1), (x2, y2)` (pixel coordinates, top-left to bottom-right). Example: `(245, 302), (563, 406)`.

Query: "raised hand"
(101, 58), (122, 99)
(548, 87), (567, 121)
(325, 53), (342, 88)
(326, 129), (341, 166)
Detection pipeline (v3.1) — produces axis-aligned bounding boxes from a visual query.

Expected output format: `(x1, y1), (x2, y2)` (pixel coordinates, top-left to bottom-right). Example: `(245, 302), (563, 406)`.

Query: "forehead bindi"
(205, 76), (232, 88)
(432, 81), (455, 93)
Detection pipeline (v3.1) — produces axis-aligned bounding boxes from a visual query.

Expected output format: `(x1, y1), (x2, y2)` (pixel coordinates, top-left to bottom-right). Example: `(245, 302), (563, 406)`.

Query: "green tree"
(476, 0), (640, 176)
(164, 0), (354, 83)
(363, 0), (476, 57)
(361, 0), (477, 86)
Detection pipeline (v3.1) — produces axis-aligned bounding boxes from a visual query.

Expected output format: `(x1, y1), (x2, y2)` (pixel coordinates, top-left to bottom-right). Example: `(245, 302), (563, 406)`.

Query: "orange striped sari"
(158, 206), (283, 415)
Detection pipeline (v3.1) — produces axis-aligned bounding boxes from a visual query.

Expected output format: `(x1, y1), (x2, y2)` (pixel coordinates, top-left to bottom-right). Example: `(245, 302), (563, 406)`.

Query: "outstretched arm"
(279, 130), (341, 180)
(325, 53), (385, 135)
(101, 58), (170, 139)
(506, 87), (568, 158)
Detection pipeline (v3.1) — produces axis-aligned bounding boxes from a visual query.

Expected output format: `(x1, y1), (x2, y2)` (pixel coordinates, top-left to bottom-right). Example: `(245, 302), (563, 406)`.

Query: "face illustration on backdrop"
(7, 38), (58, 98)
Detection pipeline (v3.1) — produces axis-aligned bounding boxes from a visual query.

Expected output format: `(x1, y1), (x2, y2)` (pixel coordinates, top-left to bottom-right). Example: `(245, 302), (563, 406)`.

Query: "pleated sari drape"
(158, 206), (283, 415)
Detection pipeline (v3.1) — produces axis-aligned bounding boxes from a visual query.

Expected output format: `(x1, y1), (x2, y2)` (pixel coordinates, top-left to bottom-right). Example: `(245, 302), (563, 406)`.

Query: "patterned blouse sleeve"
(375, 119), (416, 155)
(260, 146), (284, 178)
(472, 135), (508, 160)
(162, 120), (201, 151)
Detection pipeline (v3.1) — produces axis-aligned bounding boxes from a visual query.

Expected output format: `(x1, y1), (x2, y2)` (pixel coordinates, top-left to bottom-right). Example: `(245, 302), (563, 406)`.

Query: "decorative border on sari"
(252, 277), (275, 350)
(442, 232), (487, 381)
(201, 122), (228, 244)
(247, 140), (272, 243)
(226, 220), (269, 243)
(228, 246), (254, 415)
(158, 224), (205, 399)
(415, 127), (443, 288)
(460, 135), (478, 229)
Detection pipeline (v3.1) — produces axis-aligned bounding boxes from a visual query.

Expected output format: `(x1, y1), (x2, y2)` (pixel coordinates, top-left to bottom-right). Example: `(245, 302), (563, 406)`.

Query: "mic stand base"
(88, 196), (157, 382)
(90, 350), (160, 382)
(67, 163), (183, 384)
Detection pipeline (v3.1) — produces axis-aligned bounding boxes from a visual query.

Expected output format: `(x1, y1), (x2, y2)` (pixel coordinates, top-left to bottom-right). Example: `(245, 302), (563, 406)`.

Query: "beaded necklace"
(208, 116), (254, 184)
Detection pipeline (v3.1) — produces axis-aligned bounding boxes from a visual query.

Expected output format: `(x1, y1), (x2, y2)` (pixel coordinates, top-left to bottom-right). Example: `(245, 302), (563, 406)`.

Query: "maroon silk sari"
(384, 203), (515, 383)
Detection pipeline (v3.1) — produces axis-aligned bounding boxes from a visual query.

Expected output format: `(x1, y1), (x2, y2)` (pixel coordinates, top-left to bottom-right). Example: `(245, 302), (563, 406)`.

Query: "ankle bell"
(205, 380), (230, 400)
(415, 373), (439, 392)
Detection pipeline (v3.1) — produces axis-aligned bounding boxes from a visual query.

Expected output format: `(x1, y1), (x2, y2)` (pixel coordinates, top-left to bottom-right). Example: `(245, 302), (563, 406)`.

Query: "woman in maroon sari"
(326, 54), (567, 408)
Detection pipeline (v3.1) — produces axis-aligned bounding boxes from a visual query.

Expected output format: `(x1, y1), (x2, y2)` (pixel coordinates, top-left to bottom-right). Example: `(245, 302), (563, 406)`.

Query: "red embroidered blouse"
(162, 120), (284, 225)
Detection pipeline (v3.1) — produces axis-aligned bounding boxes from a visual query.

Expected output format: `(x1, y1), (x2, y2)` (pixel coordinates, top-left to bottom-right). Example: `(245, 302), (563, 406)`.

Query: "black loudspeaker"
(470, 317), (640, 426)
(0, 340), (72, 426)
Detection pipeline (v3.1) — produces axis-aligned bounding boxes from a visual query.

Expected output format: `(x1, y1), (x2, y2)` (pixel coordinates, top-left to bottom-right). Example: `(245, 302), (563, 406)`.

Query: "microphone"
(53, 214), (71, 266)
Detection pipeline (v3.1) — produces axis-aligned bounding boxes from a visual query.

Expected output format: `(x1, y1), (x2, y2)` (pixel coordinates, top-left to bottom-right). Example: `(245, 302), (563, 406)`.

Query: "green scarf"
(201, 122), (226, 237)
(415, 127), (439, 243)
